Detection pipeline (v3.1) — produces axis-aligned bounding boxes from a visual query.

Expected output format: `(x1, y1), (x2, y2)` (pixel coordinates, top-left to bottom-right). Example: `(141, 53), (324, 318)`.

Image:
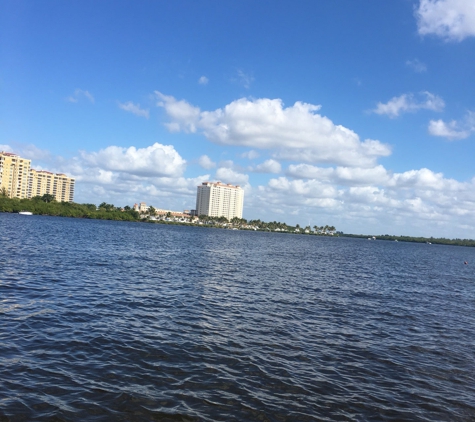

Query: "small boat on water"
(18, 211), (33, 215)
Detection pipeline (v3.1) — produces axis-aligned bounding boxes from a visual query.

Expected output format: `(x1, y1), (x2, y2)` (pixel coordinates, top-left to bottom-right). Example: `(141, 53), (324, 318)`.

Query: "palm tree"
(0, 187), (9, 197)
(41, 193), (55, 203)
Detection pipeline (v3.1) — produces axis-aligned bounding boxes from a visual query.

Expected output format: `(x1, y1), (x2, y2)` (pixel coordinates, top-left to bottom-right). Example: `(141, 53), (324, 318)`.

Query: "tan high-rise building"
(196, 181), (244, 220)
(0, 152), (31, 198)
(0, 151), (75, 202)
(28, 169), (75, 202)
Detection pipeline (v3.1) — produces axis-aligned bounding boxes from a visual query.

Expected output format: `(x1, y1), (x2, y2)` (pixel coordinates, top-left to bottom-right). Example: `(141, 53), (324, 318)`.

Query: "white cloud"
(80, 143), (186, 178)
(67, 89), (95, 104)
(372, 92), (445, 118)
(428, 119), (469, 140)
(198, 155), (216, 169)
(416, 0), (475, 41)
(250, 167), (475, 237)
(156, 93), (391, 167)
(406, 58), (427, 73)
(253, 159), (282, 174)
(285, 164), (462, 192)
(287, 164), (390, 186)
(217, 159), (235, 169)
(155, 91), (200, 133)
(428, 111), (475, 140)
(118, 101), (150, 118)
(57, 143), (209, 210)
(388, 168), (461, 191)
(215, 167), (249, 187)
(198, 76), (209, 85)
(267, 177), (339, 199)
(241, 150), (260, 160)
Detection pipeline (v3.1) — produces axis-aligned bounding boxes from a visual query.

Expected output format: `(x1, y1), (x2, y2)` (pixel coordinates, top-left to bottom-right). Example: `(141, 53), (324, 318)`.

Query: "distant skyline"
(1, 0), (475, 238)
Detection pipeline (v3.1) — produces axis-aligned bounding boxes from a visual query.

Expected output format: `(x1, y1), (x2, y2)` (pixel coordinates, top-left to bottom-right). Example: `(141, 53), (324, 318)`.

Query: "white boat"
(18, 211), (33, 215)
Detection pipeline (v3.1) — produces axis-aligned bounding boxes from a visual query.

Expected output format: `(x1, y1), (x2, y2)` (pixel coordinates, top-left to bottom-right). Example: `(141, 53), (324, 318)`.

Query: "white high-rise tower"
(196, 182), (244, 220)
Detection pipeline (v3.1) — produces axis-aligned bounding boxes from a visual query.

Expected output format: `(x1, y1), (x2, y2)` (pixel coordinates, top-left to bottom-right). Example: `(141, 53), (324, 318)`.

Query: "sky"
(1, 0), (475, 238)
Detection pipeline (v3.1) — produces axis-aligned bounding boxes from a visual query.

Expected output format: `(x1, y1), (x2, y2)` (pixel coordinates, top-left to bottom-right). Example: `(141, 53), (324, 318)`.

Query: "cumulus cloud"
(118, 101), (150, 118)
(67, 89), (95, 104)
(156, 92), (391, 167)
(215, 167), (249, 187)
(250, 166), (475, 237)
(267, 177), (339, 199)
(416, 0), (475, 41)
(285, 164), (462, 192)
(388, 168), (462, 191)
(241, 150), (260, 160)
(198, 76), (209, 85)
(287, 164), (390, 186)
(155, 91), (200, 133)
(73, 169), (210, 210)
(428, 119), (470, 140)
(80, 143), (186, 178)
(253, 159), (282, 174)
(428, 111), (475, 140)
(55, 142), (210, 210)
(372, 92), (445, 118)
(406, 58), (427, 73)
(198, 155), (216, 169)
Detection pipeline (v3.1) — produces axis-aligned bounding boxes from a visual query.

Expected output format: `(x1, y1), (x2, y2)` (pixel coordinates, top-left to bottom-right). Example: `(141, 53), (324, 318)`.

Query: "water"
(1, 213), (475, 421)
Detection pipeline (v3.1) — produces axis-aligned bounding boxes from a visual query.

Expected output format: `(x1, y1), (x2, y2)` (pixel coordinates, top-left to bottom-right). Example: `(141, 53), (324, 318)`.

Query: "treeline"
(342, 233), (475, 247)
(0, 195), (337, 234)
(0, 195), (140, 221)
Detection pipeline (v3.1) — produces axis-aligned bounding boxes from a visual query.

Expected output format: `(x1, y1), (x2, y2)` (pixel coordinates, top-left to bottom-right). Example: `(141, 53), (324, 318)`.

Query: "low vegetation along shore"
(1, 195), (474, 246)
(0, 195), (335, 235)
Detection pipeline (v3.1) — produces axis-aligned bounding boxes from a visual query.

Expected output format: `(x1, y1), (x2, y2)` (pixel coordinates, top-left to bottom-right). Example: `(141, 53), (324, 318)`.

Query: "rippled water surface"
(1, 213), (475, 421)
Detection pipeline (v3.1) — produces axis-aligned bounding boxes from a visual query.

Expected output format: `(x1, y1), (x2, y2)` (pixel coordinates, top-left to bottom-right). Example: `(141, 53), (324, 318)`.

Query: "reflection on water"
(1, 213), (475, 421)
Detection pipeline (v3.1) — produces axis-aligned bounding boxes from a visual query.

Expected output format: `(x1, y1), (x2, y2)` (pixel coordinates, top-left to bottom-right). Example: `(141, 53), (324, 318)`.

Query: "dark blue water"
(1, 213), (475, 421)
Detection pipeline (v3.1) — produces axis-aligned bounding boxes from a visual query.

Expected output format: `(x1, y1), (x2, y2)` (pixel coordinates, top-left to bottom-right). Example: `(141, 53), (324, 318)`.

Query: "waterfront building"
(0, 152), (31, 198)
(196, 181), (244, 220)
(133, 202), (148, 212)
(27, 169), (75, 202)
(0, 151), (75, 202)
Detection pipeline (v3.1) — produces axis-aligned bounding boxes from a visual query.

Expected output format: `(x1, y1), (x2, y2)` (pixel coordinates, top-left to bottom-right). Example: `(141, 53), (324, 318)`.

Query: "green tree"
(41, 193), (55, 203)
(98, 202), (115, 211)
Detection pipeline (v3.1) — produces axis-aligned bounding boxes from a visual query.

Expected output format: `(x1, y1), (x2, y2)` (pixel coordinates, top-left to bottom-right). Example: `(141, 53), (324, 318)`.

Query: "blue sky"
(1, 0), (475, 237)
